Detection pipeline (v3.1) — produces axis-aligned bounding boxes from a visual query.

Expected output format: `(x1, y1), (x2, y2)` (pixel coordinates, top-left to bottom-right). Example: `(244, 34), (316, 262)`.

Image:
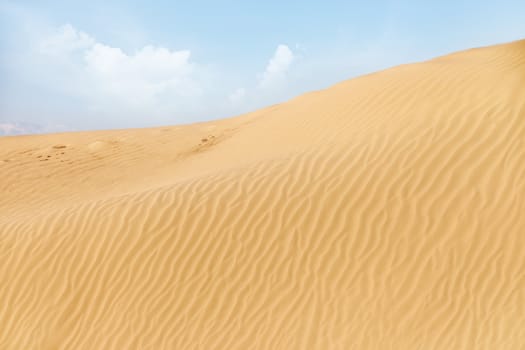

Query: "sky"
(1, 0), (524, 135)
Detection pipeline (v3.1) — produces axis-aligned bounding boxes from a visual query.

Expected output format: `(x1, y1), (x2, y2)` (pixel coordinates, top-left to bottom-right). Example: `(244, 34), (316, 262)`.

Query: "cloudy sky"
(1, 0), (524, 135)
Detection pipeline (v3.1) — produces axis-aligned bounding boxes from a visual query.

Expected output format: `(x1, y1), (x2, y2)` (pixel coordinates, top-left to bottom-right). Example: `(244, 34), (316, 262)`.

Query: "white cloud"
(259, 44), (295, 88)
(32, 24), (203, 126)
(39, 24), (95, 55)
(83, 43), (197, 104)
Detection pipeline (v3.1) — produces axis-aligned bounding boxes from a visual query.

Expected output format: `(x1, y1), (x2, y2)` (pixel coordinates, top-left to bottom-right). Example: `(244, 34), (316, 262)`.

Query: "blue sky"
(1, 0), (524, 134)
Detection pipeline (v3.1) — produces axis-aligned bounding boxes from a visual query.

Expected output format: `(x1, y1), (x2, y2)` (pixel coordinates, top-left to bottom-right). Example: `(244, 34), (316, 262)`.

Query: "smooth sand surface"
(1, 40), (524, 349)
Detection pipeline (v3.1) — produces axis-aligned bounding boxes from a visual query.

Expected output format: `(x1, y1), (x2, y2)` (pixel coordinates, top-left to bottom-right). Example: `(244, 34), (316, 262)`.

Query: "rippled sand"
(1, 40), (524, 349)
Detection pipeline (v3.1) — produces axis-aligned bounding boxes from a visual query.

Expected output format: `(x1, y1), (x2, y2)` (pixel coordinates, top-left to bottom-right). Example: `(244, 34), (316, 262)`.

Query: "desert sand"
(1, 40), (524, 349)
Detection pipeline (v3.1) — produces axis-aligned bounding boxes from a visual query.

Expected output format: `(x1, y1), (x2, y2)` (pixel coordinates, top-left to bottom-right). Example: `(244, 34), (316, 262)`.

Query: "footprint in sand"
(199, 135), (216, 146)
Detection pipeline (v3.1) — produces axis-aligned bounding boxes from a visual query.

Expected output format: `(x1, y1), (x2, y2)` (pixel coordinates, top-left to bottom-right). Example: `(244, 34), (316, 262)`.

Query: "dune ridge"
(1, 40), (525, 349)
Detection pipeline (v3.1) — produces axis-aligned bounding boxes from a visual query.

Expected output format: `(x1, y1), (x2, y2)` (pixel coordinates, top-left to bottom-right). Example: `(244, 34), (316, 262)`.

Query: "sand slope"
(1, 40), (525, 349)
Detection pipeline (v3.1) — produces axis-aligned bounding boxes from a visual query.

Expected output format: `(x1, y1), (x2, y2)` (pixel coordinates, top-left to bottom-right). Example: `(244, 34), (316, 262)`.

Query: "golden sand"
(1, 40), (524, 349)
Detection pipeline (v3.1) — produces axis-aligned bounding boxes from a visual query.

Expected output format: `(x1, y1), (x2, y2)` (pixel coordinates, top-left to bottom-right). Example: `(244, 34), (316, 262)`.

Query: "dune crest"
(1, 40), (525, 349)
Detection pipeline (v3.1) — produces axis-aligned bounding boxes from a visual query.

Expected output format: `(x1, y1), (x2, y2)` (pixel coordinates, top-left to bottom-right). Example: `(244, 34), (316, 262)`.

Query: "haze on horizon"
(1, 0), (524, 135)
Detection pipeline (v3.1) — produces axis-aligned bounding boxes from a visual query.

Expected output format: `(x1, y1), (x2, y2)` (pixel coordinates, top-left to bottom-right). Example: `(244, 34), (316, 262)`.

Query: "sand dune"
(1, 40), (525, 349)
